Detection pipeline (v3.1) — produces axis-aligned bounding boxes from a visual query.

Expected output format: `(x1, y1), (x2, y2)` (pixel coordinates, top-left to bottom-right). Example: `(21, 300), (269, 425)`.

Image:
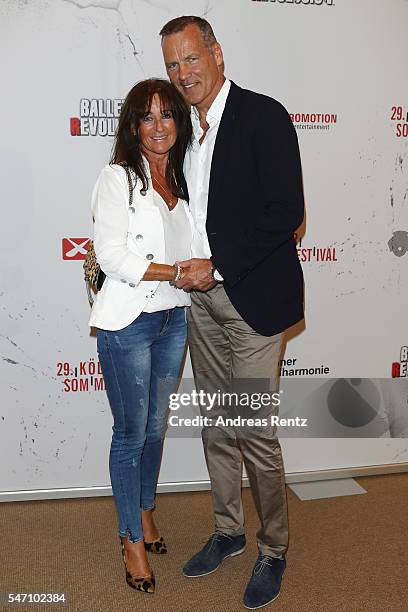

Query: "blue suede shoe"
(183, 532), (246, 578)
(243, 554), (286, 609)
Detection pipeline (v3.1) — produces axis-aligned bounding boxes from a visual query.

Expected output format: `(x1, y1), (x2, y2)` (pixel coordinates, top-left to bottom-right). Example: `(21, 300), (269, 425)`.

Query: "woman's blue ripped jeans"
(97, 307), (187, 543)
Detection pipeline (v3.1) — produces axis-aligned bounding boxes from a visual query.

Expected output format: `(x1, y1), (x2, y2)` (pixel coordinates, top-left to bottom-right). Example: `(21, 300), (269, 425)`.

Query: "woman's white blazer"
(89, 163), (193, 331)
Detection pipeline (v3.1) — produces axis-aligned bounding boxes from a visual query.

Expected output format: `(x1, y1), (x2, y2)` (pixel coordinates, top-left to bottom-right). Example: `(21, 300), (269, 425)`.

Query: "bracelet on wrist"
(173, 263), (182, 282)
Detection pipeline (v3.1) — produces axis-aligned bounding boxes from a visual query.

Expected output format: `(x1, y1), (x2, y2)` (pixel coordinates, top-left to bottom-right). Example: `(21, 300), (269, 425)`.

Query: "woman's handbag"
(84, 165), (134, 305)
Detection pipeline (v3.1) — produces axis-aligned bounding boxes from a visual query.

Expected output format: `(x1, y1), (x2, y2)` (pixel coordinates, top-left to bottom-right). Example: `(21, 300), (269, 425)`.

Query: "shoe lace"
(202, 531), (233, 553)
(254, 555), (275, 575)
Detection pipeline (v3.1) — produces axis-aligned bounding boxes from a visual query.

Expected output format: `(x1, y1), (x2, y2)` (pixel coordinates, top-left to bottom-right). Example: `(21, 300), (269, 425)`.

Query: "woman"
(89, 79), (192, 594)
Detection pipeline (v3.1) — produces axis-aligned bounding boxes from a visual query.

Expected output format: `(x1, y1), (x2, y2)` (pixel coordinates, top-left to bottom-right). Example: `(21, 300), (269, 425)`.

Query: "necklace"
(152, 174), (177, 209)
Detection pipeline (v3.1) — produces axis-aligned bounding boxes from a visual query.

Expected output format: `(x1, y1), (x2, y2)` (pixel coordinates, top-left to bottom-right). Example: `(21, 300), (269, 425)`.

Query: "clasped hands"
(175, 258), (217, 292)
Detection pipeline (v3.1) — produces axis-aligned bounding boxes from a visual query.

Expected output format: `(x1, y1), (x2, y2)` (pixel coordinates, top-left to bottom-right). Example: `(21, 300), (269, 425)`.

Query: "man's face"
(162, 24), (224, 112)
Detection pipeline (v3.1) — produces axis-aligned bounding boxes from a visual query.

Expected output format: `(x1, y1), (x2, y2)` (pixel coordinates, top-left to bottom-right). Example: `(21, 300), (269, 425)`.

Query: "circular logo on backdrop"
(327, 379), (380, 428)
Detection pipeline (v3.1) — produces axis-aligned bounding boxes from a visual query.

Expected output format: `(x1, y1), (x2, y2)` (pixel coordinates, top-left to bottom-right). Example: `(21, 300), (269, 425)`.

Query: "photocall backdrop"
(1, 0), (408, 499)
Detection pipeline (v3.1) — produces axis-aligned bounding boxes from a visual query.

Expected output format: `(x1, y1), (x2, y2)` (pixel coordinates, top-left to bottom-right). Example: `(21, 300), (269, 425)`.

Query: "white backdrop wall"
(1, 0), (408, 497)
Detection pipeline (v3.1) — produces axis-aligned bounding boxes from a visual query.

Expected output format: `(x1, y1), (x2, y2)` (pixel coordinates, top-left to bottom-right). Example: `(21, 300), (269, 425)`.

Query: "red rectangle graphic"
(62, 238), (90, 260)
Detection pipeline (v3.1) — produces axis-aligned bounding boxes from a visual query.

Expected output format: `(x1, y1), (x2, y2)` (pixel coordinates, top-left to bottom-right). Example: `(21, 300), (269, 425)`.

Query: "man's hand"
(175, 258), (217, 292)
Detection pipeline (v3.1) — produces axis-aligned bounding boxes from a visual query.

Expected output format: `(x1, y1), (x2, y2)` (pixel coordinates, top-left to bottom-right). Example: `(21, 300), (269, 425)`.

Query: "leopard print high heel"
(144, 536), (167, 554)
(120, 539), (155, 594)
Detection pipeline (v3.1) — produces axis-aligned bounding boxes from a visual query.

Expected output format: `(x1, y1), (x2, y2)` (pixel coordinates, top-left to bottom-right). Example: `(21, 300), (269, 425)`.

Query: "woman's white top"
(143, 191), (191, 312)
(89, 163), (193, 331)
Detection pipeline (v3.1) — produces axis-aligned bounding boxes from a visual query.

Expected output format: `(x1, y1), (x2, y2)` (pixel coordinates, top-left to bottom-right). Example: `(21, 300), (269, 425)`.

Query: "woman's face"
(138, 93), (177, 159)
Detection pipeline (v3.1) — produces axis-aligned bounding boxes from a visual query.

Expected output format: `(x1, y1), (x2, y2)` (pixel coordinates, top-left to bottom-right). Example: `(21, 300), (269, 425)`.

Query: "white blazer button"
(120, 279), (127, 283)
(146, 253), (154, 260)
(129, 283), (135, 288)
(135, 234), (143, 241)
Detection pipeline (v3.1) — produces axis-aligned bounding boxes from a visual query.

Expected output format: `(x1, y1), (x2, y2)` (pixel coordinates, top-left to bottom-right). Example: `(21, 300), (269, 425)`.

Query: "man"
(160, 16), (304, 609)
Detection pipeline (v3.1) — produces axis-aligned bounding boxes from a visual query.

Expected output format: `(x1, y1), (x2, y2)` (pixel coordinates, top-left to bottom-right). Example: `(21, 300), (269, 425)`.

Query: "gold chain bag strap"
(84, 165), (134, 305)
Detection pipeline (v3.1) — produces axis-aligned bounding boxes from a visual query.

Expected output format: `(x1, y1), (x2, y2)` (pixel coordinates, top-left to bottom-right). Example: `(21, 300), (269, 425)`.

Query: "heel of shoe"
(144, 536), (167, 554)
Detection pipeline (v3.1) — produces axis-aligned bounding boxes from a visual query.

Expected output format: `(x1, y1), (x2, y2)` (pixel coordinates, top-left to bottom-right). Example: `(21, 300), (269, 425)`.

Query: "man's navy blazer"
(207, 81), (305, 336)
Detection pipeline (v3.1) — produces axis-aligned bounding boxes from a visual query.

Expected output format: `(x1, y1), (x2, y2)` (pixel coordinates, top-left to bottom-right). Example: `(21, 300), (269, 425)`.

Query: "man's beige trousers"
(187, 284), (289, 558)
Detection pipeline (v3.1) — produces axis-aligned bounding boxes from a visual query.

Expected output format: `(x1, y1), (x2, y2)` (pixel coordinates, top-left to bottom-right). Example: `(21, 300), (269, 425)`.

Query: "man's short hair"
(159, 16), (217, 49)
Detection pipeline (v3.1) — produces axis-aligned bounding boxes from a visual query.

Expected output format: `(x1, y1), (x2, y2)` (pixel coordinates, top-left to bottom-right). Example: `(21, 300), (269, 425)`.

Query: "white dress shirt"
(184, 79), (231, 277)
(143, 191), (192, 312)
